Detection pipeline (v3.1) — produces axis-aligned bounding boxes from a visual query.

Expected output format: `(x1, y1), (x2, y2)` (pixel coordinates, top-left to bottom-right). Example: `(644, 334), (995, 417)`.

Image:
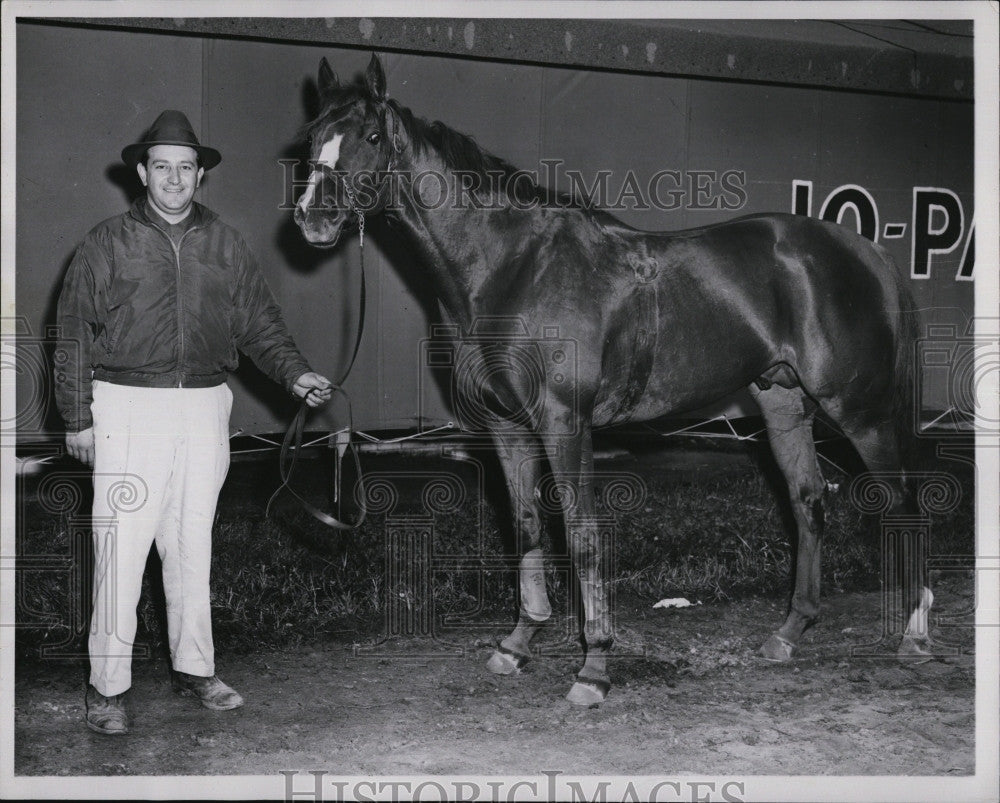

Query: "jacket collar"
(129, 196), (217, 229)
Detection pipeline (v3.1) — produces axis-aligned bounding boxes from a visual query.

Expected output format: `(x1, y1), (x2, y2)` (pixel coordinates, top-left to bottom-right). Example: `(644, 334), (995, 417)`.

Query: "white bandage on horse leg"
(520, 548), (551, 621)
(904, 586), (934, 638)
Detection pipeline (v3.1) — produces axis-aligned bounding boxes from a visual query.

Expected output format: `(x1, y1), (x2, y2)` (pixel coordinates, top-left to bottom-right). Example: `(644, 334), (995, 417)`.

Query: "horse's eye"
(366, 132), (381, 145)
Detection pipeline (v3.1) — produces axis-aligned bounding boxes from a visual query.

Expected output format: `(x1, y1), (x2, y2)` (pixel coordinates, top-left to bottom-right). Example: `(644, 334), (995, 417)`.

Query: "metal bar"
(29, 16), (973, 101)
(355, 422), (455, 443)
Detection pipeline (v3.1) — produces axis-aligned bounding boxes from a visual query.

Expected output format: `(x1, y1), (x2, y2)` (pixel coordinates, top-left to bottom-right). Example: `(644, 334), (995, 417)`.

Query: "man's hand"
(66, 428), (95, 466)
(292, 372), (334, 408)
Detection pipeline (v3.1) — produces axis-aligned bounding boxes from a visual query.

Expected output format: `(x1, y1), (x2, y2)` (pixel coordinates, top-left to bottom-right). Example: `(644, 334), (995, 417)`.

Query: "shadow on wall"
(274, 134), (333, 276)
(35, 163), (140, 436)
(272, 72), (456, 420)
(32, 163), (143, 437)
(105, 162), (145, 205)
(276, 74), (330, 275)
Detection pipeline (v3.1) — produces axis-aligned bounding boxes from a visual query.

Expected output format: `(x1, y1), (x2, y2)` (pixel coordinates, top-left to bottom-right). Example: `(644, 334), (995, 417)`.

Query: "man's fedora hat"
(121, 110), (221, 170)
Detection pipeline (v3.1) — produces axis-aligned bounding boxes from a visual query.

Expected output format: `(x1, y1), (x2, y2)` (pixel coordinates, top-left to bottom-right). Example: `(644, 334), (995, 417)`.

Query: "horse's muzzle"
(293, 204), (348, 248)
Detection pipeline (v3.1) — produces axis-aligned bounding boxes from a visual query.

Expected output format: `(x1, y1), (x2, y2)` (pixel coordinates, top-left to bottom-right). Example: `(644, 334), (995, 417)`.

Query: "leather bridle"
(267, 103), (401, 531)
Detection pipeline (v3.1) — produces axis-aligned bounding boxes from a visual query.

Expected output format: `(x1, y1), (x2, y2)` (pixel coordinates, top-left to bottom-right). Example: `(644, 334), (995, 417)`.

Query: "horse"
(293, 54), (927, 705)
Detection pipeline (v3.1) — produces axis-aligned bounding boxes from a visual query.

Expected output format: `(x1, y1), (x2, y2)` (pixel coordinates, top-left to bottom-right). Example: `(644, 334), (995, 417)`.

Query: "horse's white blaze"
(297, 133), (344, 213)
(297, 176), (319, 213)
(317, 133), (344, 171)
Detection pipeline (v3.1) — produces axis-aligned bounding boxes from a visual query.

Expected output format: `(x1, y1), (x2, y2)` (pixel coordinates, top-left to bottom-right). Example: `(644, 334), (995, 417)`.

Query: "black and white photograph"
(2, 2), (997, 801)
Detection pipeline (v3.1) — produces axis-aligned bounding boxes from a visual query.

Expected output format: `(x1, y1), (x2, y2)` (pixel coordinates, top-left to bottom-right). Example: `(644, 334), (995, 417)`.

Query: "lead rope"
(266, 192), (368, 530)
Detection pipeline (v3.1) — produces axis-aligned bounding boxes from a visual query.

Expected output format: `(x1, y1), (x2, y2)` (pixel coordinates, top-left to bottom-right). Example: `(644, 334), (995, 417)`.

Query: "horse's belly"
(593, 323), (774, 426)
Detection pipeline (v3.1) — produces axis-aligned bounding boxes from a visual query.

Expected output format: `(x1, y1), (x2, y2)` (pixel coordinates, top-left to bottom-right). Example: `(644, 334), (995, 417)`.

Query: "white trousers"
(88, 380), (232, 696)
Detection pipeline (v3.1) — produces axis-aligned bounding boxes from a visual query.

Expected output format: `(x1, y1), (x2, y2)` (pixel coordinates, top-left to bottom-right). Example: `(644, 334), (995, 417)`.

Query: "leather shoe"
(85, 685), (128, 735)
(172, 671), (244, 711)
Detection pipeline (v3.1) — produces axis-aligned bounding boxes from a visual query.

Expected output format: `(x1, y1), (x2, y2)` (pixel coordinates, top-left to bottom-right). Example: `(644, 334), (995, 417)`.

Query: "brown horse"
(294, 55), (926, 705)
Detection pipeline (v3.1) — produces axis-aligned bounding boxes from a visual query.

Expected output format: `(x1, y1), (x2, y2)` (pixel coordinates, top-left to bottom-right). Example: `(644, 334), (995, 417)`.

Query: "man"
(54, 110), (332, 735)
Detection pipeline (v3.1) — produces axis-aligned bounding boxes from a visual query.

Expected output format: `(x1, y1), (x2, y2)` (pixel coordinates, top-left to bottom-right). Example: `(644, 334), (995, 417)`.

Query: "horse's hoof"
(897, 635), (934, 664)
(566, 679), (610, 706)
(486, 648), (526, 676)
(759, 634), (796, 662)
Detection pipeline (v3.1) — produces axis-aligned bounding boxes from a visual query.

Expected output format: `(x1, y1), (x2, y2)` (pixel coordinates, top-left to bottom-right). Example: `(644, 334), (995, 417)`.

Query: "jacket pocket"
(105, 308), (127, 353)
(103, 274), (140, 354)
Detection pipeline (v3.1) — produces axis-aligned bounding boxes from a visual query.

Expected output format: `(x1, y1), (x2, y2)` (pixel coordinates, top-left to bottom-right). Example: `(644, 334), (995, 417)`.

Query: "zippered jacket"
(55, 197), (312, 432)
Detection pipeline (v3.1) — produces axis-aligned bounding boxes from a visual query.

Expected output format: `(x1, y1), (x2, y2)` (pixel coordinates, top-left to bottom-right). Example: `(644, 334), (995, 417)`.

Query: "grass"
(13, 435), (976, 662)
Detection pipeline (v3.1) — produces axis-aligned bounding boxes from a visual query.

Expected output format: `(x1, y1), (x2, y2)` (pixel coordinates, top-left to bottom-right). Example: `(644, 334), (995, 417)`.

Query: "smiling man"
(54, 110), (333, 735)
(140, 143), (203, 220)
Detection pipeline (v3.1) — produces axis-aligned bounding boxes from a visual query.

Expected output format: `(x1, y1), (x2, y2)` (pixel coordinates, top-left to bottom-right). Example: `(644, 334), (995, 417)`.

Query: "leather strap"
(270, 104), (403, 530)
(266, 209), (368, 530)
(269, 389), (367, 530)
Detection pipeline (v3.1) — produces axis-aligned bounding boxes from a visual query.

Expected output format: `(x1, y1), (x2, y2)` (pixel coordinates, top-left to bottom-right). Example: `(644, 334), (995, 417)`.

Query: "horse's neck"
(389, 152), (528, 328)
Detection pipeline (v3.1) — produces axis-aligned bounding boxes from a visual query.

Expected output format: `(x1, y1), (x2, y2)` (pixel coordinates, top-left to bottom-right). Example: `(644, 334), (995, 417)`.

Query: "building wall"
(15, 21), (974, 437)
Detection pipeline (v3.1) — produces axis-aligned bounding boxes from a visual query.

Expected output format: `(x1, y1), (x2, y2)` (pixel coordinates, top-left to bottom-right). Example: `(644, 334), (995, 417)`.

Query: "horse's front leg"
(486, 428), (552, 675)
(544, 422), (613, 705)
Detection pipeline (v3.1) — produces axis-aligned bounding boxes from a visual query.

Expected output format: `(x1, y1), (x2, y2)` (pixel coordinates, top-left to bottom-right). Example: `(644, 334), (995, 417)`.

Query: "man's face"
(137, 144), (204, 222)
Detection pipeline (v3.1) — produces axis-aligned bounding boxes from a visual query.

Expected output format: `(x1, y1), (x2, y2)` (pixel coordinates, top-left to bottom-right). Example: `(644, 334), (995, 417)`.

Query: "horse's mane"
(387, 100), (583, 209)
(302, 81), (582, 209)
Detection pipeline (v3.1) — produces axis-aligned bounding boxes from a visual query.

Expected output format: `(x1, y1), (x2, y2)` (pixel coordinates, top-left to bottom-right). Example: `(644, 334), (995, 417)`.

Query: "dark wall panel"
(15, 21), (974, 437)
(16, 23), (203, 437)
(540, 69), (688, 232)
(686, 82), (821, 226)
(197, 39), (374, 436)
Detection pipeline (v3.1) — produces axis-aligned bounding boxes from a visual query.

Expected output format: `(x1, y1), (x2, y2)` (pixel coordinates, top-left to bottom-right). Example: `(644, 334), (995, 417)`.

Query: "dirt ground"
(14, 574), (976, 781)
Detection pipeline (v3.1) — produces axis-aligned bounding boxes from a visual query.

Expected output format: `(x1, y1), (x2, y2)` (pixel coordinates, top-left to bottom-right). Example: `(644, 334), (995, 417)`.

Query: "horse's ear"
(318, 57), (340, 96)
(365, 54), (387, 100)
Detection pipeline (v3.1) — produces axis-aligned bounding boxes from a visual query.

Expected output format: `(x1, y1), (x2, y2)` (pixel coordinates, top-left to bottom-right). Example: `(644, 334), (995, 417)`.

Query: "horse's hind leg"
(751, 383), (828, 661)
(838, 421), (933, 659)
(486, 428), (552, 675)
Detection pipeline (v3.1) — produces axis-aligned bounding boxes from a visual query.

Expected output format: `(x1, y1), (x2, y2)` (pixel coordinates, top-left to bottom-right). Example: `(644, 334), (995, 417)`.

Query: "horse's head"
(294, 54), (398, 247)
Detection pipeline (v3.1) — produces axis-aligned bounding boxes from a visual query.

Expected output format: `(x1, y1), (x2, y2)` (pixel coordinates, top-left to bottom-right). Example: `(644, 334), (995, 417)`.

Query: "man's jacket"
(55, 198), (311, 432)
